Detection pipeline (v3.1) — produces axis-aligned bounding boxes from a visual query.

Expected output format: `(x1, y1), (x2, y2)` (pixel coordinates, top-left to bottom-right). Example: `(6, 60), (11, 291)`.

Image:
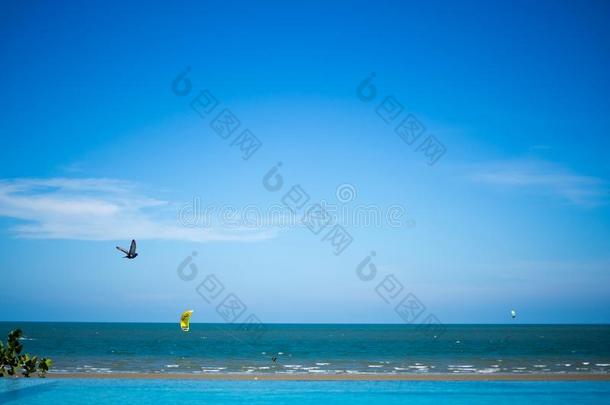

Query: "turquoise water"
(1, 323), (609, 375)
(1, 379), (610, 404)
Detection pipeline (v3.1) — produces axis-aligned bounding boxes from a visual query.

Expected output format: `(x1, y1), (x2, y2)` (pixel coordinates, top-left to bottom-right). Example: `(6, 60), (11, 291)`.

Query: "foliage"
(0, 329), (52, 377)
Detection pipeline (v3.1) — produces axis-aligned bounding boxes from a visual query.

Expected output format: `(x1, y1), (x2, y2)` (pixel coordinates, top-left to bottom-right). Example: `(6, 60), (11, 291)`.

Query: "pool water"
(1, 379), (610, 404)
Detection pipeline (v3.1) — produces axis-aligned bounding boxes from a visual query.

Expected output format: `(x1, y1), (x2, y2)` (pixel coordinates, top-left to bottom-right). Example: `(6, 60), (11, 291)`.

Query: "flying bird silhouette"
(116, 239), (138, 259)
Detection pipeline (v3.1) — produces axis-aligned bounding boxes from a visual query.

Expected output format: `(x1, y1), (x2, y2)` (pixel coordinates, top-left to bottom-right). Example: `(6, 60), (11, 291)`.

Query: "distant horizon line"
(1, 321), (609, 326)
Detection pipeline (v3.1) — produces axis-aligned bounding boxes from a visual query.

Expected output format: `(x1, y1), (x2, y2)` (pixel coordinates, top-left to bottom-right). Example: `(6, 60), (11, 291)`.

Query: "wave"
(477, 368), (499, 373)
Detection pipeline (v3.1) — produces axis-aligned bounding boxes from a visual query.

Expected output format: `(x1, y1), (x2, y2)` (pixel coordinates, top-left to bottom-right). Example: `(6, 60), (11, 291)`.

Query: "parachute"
(180, 310), (194, 332)
(511, 309), (516, 319)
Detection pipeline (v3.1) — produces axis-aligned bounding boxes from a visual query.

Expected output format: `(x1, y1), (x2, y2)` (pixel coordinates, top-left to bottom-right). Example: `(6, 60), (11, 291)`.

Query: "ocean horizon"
(2, 322), (609, 376)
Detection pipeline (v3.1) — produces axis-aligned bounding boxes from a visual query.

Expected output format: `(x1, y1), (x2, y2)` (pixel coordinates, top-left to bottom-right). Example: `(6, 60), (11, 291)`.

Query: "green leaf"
(1, 329), (51, 378)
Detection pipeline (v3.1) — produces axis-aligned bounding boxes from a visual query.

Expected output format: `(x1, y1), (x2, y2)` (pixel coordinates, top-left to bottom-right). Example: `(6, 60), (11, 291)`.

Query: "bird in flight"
(116, 239), (138, 259)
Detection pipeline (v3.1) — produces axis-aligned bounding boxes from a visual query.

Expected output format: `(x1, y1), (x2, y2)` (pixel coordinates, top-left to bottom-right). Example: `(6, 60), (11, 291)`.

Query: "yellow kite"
(180, 310), (194, 332)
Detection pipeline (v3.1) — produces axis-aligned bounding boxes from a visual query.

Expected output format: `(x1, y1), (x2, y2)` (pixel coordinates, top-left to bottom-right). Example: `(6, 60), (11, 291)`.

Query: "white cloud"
(0, 178), (278, 242)
(469, 159), (608, 206)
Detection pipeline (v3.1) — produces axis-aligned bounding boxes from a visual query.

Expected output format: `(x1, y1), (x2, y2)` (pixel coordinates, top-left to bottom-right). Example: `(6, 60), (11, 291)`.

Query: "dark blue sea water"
(1, 323), (609, 375)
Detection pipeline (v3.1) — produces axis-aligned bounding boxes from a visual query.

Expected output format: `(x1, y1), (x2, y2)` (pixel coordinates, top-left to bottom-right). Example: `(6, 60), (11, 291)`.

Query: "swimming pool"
(2, 379), (610, 404)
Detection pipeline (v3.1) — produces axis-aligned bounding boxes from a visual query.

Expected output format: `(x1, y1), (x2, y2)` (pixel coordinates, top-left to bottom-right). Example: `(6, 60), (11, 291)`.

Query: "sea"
(1, 323), (609, 375)
(1, 323), (610, 403)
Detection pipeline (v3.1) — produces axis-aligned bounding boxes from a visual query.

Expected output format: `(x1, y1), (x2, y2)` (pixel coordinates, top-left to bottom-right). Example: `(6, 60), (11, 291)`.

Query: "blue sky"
(1, 0), (609, 323)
